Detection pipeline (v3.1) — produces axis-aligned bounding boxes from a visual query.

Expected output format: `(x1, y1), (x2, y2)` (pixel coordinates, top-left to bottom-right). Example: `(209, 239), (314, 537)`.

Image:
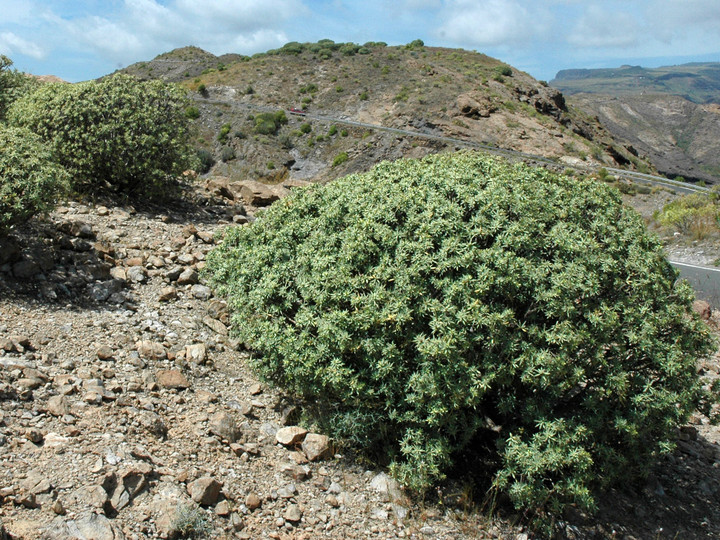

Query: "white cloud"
(648, 0), (720, 43)
(567, 5), (640, 48)
(0, 31), (45, 58)
(53, 0), (304, 67)
(435, 0), (549, 47)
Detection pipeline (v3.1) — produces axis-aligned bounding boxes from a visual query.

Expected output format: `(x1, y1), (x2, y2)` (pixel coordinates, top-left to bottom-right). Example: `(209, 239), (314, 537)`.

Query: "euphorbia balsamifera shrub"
(9, 74), (195, 196)
(0, 126), (69, 235)
(205, 151), (716, 515)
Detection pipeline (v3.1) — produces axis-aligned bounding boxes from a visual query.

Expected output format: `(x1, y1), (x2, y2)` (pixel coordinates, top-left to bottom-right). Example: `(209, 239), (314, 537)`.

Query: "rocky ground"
(1, 180), (720, 539)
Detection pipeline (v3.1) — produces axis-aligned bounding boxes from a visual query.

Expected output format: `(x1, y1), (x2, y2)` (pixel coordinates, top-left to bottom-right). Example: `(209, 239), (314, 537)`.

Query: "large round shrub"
(0, 126), (69, 235)
(9, 74), (195, 196)
(205, 151), (716, 514)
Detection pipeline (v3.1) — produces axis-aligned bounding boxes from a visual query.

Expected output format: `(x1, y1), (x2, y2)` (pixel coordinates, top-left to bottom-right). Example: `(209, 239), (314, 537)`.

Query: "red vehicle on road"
(289, 107), (307, 115)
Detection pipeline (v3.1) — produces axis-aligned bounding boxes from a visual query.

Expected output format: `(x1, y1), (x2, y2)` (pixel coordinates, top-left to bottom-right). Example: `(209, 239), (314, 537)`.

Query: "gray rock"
(41, 512), (125, 540)
(126, 266), (146, 283)
(191, 284), (212, 300)
(177, 268), (198, 285)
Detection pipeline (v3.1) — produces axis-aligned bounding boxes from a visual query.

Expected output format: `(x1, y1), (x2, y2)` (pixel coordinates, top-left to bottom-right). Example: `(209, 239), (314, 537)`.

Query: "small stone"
(325, 494), (340, 507)
(302, 433), (330, 461)
(215, 499), (231, 516)
(137, 340), (167, 360)
(126, 266), (147, 283)
(26, 428), (44, 443)
(52, 499), (66, 515)
(158, 286), (177, 301)
(203, 316), (227, 335)
(209, 411), (240, 442)
(249, 383), (263, 395)
(96, 345), (114, 360)
(156, 369), (189, 390)
(189, 477), (223, 506)
(46, 395), (71, 417)
(177, 268), (199, 285)
(191, 284), (212, 300)
(245, 492), (262, 510)
(276, 426), (308, 447)
(186, 343), (207, 365)
(283, 503), (303, 523)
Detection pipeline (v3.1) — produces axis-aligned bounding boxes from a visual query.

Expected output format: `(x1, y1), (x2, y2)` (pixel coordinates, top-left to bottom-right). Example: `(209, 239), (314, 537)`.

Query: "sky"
(1, 0), (719, 83)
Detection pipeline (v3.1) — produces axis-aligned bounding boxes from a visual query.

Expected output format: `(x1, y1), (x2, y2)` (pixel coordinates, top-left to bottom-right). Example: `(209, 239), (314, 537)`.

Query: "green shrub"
(0, 55), (38, 121)
(332, 151), (348, 167)
(340, 129), (348, 137)
(217, 123), (231, 142)
(206, 151), (716, 520)
(495, 65), (513, 77)
(9, 74), (195, 196)
(195, 149), (215, 174)
(219, 145), (235, 162)
(299, 122), (312, 134)
(185, 105), (200, 119)
(0, 126), (69, 235)
(656, 193), (719, 238)
(253, 110), (288, 136)
(197, 83), (207, 95)
(172, 504), (211, 539)
(359, 91), (369, 101)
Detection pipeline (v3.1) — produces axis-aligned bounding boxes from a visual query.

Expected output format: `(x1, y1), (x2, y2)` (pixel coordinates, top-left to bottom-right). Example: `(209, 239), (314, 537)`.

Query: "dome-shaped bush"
(205, 151), (716, 515)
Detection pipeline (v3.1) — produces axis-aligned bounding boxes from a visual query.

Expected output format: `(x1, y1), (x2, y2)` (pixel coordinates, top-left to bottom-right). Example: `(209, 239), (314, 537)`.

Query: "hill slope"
(118, 41), (645, 185)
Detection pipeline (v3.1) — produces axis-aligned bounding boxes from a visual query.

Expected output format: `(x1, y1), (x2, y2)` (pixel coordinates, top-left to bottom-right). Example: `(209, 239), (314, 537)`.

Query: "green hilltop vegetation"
(551, 62), (720, 104)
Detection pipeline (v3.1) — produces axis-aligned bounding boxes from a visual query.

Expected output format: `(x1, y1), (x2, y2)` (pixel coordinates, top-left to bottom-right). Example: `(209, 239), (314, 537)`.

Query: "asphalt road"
(671, 261), (720, 308)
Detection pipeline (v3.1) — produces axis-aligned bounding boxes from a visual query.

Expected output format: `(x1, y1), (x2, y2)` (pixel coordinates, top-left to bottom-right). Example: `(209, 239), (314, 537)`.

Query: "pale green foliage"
(0, 126), (69, 234)
(0, 55), (38, 122)
(172, 505), (211, 539)
(656, 192), (719, 238)
(9, 74), (195, 196)
(206, 151), (716, 517)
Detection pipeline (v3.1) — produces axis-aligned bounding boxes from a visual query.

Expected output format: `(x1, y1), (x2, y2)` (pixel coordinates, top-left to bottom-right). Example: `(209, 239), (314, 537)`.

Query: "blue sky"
(1, 0), (719, 82)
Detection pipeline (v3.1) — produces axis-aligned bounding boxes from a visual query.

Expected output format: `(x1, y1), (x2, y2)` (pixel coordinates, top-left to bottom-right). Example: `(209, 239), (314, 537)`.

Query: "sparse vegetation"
(331, 151), (348, 167)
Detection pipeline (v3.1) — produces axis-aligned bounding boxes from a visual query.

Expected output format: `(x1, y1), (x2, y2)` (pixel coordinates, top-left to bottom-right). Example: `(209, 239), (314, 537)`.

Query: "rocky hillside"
(551, 62), (720, 184)
(2, 181), (720, 539)
(569, 93), (720, 184)
(116, 41), (645, 186)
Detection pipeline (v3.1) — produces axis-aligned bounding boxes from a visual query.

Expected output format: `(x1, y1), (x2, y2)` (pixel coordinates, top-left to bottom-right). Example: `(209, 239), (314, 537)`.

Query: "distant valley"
(552, 62), (720, 184)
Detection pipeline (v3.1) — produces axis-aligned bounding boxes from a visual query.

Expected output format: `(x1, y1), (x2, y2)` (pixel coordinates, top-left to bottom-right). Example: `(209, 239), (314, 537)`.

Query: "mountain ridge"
(116, 41), (646, 185)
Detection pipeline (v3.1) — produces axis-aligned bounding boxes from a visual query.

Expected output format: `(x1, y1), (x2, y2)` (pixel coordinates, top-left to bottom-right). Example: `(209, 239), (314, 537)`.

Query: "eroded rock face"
(456, 93), (498, 118)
